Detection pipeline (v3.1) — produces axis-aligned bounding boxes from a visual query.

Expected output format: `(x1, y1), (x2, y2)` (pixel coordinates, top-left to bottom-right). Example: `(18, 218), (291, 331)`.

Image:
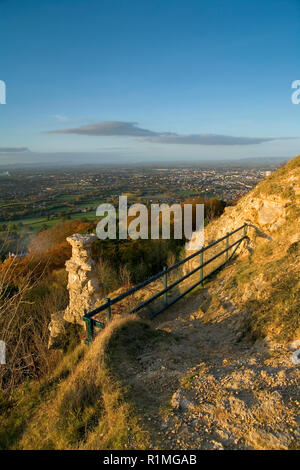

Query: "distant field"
(0, 190), (104, 233)
(0, 210), (97, 233)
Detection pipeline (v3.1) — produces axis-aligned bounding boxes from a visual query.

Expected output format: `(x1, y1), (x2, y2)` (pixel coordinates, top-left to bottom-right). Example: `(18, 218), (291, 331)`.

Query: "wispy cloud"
(0, 147), (30, 153)
(47, 121), (174, 137)
(52, 114), (69, 122)
(46, 121), (291, 146)
(143, 134), (277, 145)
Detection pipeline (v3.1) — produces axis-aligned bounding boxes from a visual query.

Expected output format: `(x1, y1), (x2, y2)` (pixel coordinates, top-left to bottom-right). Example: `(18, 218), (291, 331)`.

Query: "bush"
(0, 263), (68, 395)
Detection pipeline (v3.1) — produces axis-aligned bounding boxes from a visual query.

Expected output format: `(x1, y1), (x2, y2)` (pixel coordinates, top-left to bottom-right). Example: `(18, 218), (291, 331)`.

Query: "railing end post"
(200, 248), (204, 287)
(163, 265), (168, 306)
(225, 232), (229, 261)
(106, 297), (112, 322)
(83, 309), (94, 345)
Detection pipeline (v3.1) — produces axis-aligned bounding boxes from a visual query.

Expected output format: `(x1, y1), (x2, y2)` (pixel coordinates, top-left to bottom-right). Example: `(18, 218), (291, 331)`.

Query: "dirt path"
(116, 268), (300, 450)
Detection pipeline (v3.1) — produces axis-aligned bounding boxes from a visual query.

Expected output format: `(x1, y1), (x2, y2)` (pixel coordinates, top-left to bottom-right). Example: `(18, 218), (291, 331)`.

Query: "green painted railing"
(83, 223), (248, 344)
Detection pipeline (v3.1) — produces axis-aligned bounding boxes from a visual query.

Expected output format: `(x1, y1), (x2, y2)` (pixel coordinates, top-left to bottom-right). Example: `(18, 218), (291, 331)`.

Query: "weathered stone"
(171, 390), (194, 410)
(63, 233), (102, 325)
(257, 199), (286, 226)
(48, 310), (67, 349)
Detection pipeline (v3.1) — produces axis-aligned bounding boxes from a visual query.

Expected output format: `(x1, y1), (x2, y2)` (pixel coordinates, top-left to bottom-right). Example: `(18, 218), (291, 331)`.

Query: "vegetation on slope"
(0, 196), (225, 396)
(221, 156), (300, 343)
(0, 220), (93, 394)
(1, 317), (171, 450)
(252, 154), (300, 199)
(224, 236), (300, 343)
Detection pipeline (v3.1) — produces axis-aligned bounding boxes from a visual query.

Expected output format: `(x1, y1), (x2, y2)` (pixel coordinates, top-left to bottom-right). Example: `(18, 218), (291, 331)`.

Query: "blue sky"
(0, 0), (300, 164)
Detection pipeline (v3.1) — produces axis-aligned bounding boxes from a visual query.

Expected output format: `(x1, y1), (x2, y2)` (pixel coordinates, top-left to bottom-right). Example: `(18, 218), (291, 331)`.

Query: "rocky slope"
(202, 155), (299, 246)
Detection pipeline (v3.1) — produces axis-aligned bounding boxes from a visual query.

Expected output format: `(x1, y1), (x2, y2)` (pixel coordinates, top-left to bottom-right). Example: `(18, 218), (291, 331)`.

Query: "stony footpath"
(118, 271), (300, 450)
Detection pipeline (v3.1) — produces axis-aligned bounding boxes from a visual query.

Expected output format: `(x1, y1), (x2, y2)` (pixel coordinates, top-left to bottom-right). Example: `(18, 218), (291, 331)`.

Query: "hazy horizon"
(0, 152), (288, 170)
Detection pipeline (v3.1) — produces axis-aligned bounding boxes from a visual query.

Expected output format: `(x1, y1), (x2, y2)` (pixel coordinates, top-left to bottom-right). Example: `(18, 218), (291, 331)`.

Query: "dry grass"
(3, 316), (153, 450)
(0, 342), (85, 449)
(252, 154), (300, 198)
(223, 232), (300, 343)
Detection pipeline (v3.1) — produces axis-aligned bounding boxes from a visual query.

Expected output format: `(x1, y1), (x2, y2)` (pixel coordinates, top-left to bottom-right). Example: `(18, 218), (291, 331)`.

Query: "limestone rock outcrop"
(186, 156), (300, 256)
(63, 233), (102, 325)
(49, 233), (102, 347)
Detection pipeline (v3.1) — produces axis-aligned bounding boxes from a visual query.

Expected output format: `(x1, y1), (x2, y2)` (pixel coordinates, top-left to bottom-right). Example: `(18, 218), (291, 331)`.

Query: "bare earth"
(115, 267), (300, 450)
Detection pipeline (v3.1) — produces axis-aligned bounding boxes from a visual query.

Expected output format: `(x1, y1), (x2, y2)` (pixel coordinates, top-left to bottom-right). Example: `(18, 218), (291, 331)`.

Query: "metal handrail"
(83, 223), (248, 344)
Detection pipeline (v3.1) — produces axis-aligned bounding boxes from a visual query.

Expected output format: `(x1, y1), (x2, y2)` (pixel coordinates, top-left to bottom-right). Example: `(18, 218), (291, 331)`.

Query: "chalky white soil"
(117, 271), (300, 450)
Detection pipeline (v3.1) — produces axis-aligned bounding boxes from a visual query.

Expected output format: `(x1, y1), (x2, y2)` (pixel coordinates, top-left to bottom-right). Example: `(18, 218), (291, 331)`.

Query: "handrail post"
(106, 297), (111, 322)
(243, 223), (247, 237)
(200, 249), (204, 287)
(84, 310), (94, 345)
(225, 232), (229, 261)
(163, 266), (168, 306)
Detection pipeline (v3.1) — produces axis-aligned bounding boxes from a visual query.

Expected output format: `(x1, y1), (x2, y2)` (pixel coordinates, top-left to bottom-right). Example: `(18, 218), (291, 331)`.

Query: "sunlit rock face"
(63, 234), (102, 325)
(185, 156), (300, 271)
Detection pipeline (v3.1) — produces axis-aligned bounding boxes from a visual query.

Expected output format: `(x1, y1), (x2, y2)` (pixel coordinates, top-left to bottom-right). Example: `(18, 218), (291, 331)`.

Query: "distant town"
(0, 164), (277, 237)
